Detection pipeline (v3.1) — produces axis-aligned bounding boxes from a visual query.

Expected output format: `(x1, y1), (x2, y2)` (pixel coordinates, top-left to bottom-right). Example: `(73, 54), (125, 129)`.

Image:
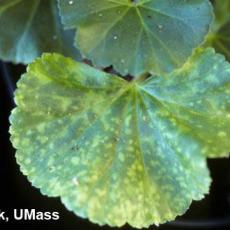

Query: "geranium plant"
(0, 0), (229, 228)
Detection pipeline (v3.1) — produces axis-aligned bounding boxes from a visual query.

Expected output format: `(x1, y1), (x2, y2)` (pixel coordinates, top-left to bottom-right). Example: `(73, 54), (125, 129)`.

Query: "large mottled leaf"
(207, 0), (230, 61)
(10, 48), (230, 228)
(58, 0), (213, 77)
(0, 0), (80, 64)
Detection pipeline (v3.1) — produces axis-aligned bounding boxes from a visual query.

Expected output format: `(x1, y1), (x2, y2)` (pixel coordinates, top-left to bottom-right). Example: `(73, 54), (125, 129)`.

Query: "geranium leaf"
(0, 0), (80, 64)
(58, 0), (213, 76)
(10, 48), (230, 228)
(207, 0), (230, 61)
(143, 48), (230, 158)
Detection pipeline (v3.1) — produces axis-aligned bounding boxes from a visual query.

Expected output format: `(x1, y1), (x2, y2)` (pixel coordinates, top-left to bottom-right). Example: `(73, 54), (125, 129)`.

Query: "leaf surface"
(59, 0), (213, 76)
(10, 48), (230, 228)
(0, 0), (80, 63)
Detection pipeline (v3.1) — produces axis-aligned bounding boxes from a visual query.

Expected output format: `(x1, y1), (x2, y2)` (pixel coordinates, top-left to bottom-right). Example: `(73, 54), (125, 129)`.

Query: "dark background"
(0, 62), (230, 230)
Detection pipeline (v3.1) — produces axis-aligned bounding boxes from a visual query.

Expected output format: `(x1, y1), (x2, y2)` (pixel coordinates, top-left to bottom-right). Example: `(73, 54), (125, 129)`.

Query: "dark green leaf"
(59, 0), (213, 76)
(0, 0), (80, 63)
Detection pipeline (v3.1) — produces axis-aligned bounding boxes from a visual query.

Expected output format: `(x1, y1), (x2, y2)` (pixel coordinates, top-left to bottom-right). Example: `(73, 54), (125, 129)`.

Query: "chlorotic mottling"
(58, 0), (213, 77)
(0, 0), (80, 64)
(10, 48), (230, 228)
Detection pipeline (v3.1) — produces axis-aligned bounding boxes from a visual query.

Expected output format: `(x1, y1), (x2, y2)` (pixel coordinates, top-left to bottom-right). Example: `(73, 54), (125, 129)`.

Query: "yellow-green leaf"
(10, 48), (230, 228)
